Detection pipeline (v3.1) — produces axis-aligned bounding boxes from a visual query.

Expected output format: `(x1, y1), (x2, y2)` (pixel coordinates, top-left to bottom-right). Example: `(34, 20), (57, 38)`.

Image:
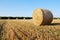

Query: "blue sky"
(0, 0), (60, 17)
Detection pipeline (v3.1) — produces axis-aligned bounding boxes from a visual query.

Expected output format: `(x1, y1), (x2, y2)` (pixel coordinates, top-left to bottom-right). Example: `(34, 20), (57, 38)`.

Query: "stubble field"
(0, 19), (60, 40)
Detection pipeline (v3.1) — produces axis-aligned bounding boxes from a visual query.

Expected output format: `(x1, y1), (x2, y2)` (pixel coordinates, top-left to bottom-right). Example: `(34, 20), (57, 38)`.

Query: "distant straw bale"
(32, 8), (53, 26)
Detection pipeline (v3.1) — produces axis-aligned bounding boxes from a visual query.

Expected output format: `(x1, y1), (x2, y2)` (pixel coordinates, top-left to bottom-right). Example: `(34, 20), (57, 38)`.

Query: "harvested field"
(0, 19), (60, 40)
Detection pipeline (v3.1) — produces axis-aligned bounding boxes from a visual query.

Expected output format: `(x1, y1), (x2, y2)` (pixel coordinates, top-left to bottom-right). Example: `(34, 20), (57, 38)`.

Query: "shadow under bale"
(42, 23), (60, 26)
(51, 23), (60, 25)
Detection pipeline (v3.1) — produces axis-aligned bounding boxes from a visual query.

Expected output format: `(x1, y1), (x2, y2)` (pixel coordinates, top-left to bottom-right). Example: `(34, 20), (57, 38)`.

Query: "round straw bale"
(32, 8), (53, 26)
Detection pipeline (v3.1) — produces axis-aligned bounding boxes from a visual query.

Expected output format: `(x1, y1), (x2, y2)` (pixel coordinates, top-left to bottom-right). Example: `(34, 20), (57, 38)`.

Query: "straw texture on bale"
(32, 8), (53, 26)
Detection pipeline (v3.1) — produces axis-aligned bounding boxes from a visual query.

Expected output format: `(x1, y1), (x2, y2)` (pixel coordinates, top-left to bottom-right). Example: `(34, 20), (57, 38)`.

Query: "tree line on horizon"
(0, 17), (32, 19)
(0, 16), (60, 19)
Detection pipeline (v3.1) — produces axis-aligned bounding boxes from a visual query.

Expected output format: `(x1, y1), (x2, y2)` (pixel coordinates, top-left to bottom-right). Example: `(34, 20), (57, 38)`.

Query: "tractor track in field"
(5, 20), (37, 40)
(10, 24), (32, 40)
(4, 21), (31, 40)
(5, 21), (23, 40)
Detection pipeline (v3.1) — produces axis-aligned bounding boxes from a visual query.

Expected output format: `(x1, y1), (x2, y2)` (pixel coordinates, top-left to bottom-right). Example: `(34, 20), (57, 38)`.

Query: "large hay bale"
(32, 8), (53, 26)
